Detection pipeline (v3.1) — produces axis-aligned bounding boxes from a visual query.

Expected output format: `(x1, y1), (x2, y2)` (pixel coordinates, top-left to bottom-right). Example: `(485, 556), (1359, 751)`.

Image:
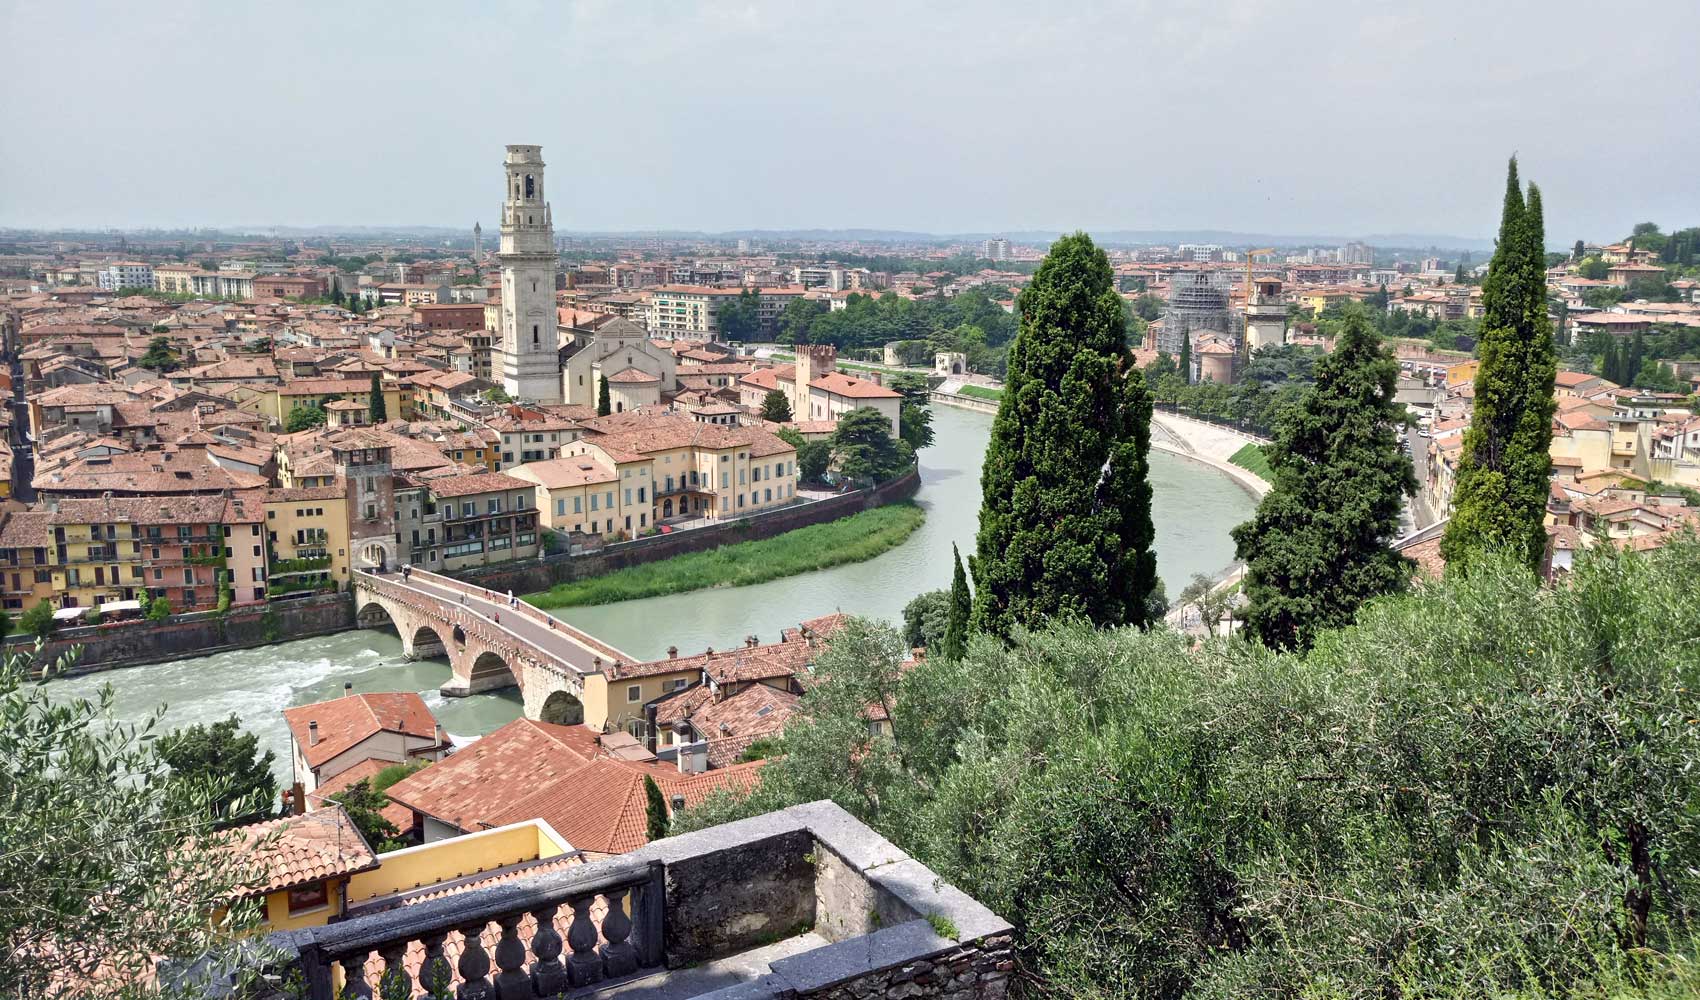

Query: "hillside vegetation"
(680, 539), (1700, 998)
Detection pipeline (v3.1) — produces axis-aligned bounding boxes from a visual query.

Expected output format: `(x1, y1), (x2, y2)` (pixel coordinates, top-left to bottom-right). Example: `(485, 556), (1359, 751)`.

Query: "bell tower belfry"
(497, 144), (563, 403)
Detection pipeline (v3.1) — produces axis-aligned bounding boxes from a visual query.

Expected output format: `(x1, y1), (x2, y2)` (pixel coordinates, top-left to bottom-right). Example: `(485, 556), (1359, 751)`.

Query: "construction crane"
(1244, 248), (1276, 300)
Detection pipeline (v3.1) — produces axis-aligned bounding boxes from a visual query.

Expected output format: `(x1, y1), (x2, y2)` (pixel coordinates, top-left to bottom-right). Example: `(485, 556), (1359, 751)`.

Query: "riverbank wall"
(1150, 411), (1271, 498)
(10, 592), (355, 677)
(449, 466), (923, 595)
(930, 389), (1001, 415)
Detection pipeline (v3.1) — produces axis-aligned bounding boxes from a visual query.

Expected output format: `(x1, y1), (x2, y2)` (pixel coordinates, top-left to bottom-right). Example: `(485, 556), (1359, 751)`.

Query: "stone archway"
(539, 690), (584, 726)
(468, 650), (518, 692)
(355, 538), (396, 573)
(355, 600), (396, 632)
(407, 624), (447, 660)
(451, 624), (467, 647)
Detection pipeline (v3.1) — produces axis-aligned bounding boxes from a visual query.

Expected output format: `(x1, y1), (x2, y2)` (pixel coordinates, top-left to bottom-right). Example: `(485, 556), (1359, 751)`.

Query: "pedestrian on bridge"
(507, 589), (516, 608)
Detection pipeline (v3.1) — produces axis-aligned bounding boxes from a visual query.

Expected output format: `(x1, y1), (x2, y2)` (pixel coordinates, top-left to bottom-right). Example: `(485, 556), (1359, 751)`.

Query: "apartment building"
(393, 471), (540, 573)
(48, 495), (228, 610)
(264, 485), (351, 597)
(0, 511), (56, 612)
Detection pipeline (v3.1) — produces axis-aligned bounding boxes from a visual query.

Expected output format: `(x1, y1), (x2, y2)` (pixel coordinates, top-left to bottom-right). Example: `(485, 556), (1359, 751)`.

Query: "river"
(44, 404), (1255, 781)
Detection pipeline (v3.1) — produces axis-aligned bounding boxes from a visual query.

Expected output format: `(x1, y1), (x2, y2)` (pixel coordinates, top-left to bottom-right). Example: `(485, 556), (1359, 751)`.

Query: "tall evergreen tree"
(760, 389), (793, 423)
(1231, 309), (1416, 651)
(939, 544), (971, 661)
(1177, 331), (1192, 385)
(1441, 159), (1557, 573)
(643, 775), (669, 842)
(971, 232), (1157, 636)
(1572, 239), (1585, 261)
(368, 372), (386, 423)
(597, 373), (611, 416)
(1628, 332), (1646, 386)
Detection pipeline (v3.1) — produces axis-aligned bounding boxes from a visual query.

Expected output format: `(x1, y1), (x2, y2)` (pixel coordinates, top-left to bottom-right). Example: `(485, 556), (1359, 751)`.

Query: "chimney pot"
(705, 646), (713, 658)
(343, 681), (352, 695)
(307, 720), (319, 746)
(667, 645), (678, 658)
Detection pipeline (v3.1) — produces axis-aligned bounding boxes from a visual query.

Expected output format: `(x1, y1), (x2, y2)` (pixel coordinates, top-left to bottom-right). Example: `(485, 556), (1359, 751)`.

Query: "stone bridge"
(351, 568), (633, 723)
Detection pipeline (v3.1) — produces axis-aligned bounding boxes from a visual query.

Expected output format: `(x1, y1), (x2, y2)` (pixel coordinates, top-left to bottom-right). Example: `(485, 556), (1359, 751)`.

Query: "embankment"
(9, 592), (355, 677)
(1150, 411), (1271, 498)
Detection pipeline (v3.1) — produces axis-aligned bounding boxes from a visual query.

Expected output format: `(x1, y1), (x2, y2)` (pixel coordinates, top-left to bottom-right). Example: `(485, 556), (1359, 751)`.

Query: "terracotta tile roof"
(306, 757), (418, 838)
(47, 494), (227, 526)
(808, 371), (901, 399)
(605, 366), (661, 384)
(508, 456), (616, 489)
(230, 804), (379, 896)
(486, 758), (768, 856)
(385, 720), (600, 831)
(282, 692), (441, 770)
(424, 471), (533, 498)
(0, 510), (52, 549)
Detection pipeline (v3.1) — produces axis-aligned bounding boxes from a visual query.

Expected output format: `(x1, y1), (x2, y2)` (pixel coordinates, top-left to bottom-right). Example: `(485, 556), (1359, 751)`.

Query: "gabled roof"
(229, 804), (379, 896)
(282, 692), (440, 769)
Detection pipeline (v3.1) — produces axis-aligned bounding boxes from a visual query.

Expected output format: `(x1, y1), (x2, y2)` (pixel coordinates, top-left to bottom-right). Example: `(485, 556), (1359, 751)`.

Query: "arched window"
(532, 324), (539, 345)
(524, 174), (534, 198)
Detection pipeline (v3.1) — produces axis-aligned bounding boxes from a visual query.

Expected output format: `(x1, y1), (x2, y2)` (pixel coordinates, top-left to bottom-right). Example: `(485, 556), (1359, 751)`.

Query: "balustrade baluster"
(492, 914), (530, 1000)
(599, 886), (639, 977)
(337, 954), (374, 999)
(419, 932), (454, 1000)
(377, 943), (412, 1000)
(455, 922), (496, 1000)
(565, 893), (603, 986)
(529, 903), (568, 996)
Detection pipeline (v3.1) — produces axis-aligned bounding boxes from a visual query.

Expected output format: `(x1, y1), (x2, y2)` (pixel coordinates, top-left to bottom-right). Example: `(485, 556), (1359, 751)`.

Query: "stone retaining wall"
(10, 593), (354, 676)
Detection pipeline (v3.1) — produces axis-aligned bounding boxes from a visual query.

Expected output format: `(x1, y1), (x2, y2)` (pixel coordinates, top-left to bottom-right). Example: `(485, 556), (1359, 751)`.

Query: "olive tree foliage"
(0, 645), (266, 999)
(679, 541), (1700, 998)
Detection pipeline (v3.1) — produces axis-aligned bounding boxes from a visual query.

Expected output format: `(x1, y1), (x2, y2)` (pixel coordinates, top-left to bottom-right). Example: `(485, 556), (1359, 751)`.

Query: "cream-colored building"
(512, 412), (798, 538)
(559, 318), (676, 408)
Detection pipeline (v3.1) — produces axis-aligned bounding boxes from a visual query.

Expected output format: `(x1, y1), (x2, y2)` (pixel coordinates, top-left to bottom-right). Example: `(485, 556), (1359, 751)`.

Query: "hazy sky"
(3, 0), (1696, 242)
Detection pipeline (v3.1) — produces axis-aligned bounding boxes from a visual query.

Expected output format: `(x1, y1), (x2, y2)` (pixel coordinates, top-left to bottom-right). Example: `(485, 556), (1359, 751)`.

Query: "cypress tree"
(643, 775), (668, 842)
(1440, 159), (1557, 573)
(1602, 339), (1620, 384)
(939, 544), (971, 661)
(1628, 332), (1646, 386)
(971, 232), (1158, 636)
(597, 373), (611, 416)
(1231, 308), (1416, 651)
(1177, 330), (1192, 385)
(368, 372), (386, 423)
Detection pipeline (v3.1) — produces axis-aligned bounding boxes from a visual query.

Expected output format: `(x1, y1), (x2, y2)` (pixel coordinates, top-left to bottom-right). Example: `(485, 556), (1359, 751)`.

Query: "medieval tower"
(472, 221), (483, 263)
(498, 145), (563, 403)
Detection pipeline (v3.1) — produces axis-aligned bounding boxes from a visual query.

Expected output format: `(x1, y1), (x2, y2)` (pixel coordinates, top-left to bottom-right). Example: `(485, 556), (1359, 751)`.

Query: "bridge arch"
(539, 690), (585, 726)
(355, 600), (396, 632)
(468, 650), (518, 692)
(407, 624), (448, 660)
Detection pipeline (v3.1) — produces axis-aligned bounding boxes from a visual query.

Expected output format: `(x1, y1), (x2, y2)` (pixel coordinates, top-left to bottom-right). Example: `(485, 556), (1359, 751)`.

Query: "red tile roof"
(230, 804), (379, 896)
(282, 692), (440, 769)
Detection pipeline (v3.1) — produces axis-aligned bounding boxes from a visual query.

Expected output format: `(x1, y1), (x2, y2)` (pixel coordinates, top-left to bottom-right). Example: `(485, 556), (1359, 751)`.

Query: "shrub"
(82, 608), (103, 627)
(19, 601), (55, 639)
(146, 598), (173, 622)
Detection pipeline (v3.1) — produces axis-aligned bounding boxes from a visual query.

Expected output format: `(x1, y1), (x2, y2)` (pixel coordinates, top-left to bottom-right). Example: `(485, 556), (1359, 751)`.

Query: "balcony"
(247, 802), (1012, 1000)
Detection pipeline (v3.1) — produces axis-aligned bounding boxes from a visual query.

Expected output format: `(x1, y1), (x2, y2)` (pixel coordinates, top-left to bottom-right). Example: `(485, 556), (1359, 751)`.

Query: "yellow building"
(507, 454), (630, 538)
(1443, 359), (1480, 389)
(264, 484), (351, 596)
(0, 510), (58, 614)
(580, 659), (703, 735)
(263, 378), (413, 429)
(230, 807), (573, 933)
(47, 495), (228, 611)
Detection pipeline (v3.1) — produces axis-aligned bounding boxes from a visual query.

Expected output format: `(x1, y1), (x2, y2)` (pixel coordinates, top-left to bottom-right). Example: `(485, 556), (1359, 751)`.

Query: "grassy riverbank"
(1229, 443), (1272, 481)
(526, 502), (927, 609)
(957, 384), (1003, 401)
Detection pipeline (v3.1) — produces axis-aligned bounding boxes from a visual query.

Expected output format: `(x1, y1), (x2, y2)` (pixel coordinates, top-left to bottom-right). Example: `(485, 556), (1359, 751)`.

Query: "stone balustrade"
(283, 855), (659, 999)
(245, 802), (1013, 1000)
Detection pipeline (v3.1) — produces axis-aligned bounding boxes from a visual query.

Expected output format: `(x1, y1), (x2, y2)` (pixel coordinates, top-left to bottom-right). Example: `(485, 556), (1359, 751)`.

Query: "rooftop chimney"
(308, 720), (319, 746)
(667, 645), (678, 659)
(745, 635), (758, 648)
(289, 781), (306, 816)
(343, 681), (353, 696)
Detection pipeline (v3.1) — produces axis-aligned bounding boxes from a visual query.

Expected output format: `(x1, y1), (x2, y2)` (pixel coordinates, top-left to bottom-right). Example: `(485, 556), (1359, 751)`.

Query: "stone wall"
(798, 933), (1015, 1000)
(659, 828), (817, 969)
(450, 468), (922, 596)
(11, 593), (355, 676)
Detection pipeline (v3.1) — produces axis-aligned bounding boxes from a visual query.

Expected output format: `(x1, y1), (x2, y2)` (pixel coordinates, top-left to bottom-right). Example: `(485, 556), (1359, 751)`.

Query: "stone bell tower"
(497, 145), (563, 403)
